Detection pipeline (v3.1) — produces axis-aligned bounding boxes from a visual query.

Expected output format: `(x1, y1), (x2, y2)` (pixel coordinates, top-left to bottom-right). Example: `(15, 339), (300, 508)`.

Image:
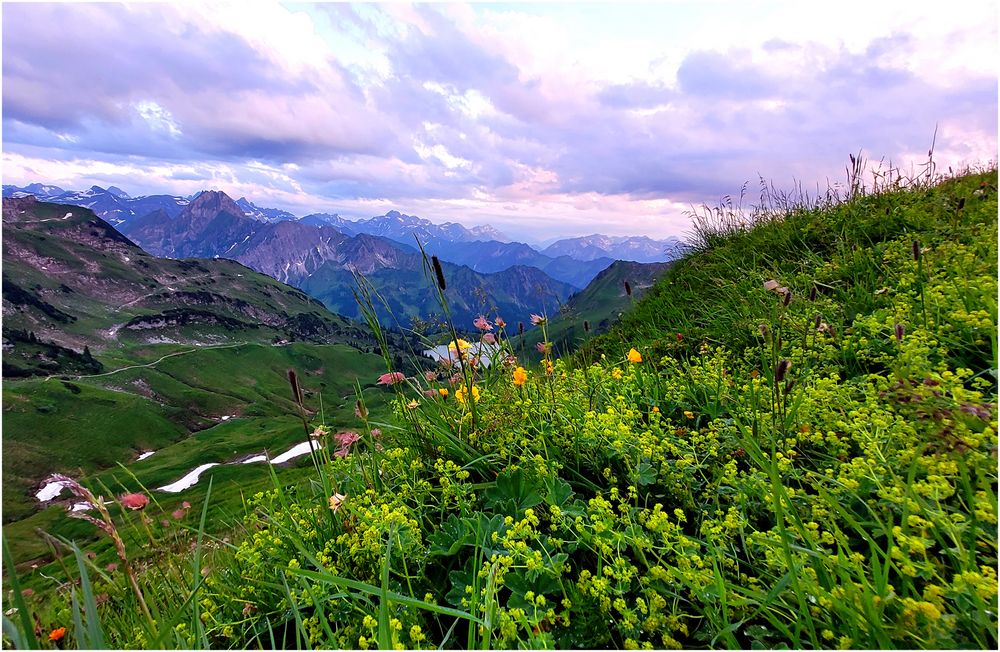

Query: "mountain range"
(1, 196), (389, 377)
(4, 183), (681, 328)
(3, 183), (683, 266)
(118, 190), (576, 326)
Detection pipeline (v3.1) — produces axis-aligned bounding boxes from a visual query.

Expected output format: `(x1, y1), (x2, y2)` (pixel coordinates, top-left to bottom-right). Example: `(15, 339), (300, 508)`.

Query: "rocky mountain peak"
(181, 190), (246, 223)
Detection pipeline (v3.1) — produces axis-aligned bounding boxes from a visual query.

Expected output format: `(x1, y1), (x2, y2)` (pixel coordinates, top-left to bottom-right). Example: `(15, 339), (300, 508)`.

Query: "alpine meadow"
(1, 2), (998, 651)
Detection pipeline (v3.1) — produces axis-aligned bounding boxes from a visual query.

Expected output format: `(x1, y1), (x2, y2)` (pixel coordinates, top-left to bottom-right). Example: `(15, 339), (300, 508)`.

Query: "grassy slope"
(2, 201), (374, 370)
(2, 342), (391, 563)
(586, 171), (997, 375)
(5, 169), (997, 649)
(228, 168), (994, 649)
(517, 260), (673, 359)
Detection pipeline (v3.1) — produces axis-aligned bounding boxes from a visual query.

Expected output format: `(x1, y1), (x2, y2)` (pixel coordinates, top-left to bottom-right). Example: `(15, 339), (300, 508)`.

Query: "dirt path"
(44, 342), (251, 382)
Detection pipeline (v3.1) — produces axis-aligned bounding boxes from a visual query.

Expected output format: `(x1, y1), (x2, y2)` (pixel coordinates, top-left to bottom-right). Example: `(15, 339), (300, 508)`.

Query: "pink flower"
(474, 315), (493, 331)
(172, 509), (186, 520)
(530, 314), (545, 325)
(119, 493), (149, 510)
(423, 389), (438, 397)
(105, 563), (118, 573)
(370, 428), (382, 439)
(495, 316), (506, 328)
(334, 431), (361, 458)
(535, 342), (548, 353)
(482, 333), (496, 344)
(377, 371), (406, 385)
(181, 501), (191, 509)
(450, 373), (463, 385)
(335, 431), (361, 447)
(425, 370), (438, 381)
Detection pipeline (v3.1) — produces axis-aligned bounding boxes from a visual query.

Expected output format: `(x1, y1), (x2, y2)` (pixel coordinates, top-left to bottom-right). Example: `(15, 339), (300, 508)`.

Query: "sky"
(2, 1), (997, 241)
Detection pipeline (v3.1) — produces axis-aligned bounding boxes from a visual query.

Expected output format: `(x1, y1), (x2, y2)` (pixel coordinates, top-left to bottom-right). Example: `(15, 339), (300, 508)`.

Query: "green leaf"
(635, 458), (657, 486)
(543, 476), (574, 508)
(504, 570), (562, 615)
(428, 515), (471, 557)
(446, 564), (474, 609)
(484, 469), (543, 516)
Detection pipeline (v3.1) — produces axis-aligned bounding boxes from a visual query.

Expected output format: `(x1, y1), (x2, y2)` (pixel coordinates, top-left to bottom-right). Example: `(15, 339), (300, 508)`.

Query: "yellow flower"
(513, 366), (528, 386)
(627, 348), (642, 363)
(438, 388), (449, 397)
(455, 385), (481, 403)
(611, 368), (623, 380)
(684, 410), (694, 419)
(448, 339), (472, 357)
(407, 399), (419, 409)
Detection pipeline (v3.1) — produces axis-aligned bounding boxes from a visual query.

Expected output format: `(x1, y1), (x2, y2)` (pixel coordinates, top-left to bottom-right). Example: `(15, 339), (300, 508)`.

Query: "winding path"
(44, 342), (249, 382)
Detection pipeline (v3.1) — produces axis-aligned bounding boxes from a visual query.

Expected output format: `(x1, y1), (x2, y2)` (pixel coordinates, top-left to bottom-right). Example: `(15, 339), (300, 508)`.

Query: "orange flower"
(512, 366), (527, 386)
(49, 627), (66, 642)
(627, 348), (642, 363)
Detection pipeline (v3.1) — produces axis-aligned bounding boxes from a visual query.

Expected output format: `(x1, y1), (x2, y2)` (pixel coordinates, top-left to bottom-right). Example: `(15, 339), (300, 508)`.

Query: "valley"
(1, 192), (672, 574)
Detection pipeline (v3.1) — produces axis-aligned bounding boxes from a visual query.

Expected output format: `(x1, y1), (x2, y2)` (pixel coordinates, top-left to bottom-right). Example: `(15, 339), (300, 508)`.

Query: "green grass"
(584, 169), (997, 376)
(517, 260), (672, 360)
(2, 342), (390, 561)
(2, 380), (186, 522)
(4, 166), (996, 650)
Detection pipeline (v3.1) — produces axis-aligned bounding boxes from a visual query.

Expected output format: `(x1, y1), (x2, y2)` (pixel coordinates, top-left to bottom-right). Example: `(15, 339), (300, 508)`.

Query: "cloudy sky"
(3, 1), (997, 241)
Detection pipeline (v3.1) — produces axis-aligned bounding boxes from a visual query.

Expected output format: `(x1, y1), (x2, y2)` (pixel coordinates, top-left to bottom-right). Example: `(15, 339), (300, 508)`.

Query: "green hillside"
(301, 260), (576, 329)
(2, 197), (382, 377)
(4, 168), (996, 650)
(2, 343), (390, 525)
(517, 259), (672, 358)
(1, 199), (414, 573)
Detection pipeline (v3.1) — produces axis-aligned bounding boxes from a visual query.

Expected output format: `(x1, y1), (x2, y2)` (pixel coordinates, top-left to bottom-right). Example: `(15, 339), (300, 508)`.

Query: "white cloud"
(3, 1), (996, 241)
(133, 100), (182, 137)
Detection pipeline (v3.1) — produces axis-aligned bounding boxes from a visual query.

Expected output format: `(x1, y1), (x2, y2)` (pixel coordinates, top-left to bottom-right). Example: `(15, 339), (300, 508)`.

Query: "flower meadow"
(3, 167), (997, 649)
